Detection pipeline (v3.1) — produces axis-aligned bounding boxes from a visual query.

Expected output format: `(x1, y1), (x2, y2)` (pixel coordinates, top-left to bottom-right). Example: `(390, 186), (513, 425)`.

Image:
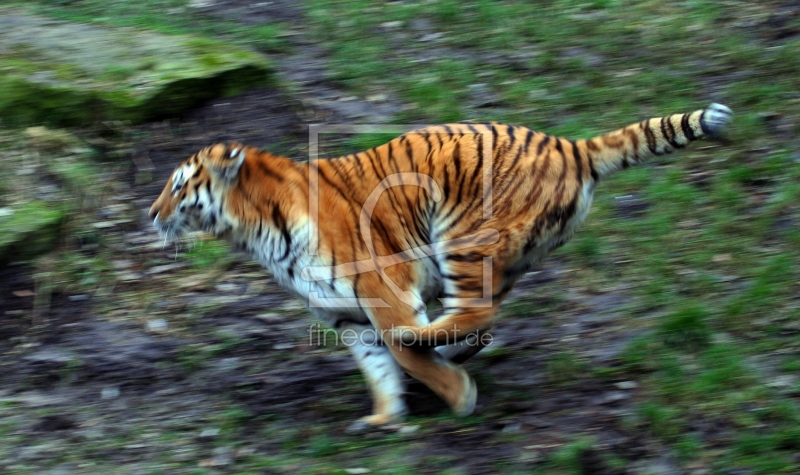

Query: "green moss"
(0, 201), (65, 262)
(658, 305), (711, 351)
(0, 9), (274, 127)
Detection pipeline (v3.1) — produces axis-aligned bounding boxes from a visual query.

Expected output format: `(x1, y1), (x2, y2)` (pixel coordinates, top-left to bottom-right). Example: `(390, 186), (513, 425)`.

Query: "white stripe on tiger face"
(171, 163), (196, 196)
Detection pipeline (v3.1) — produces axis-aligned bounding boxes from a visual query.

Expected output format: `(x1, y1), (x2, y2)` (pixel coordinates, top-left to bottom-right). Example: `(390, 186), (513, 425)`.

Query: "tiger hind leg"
(389, 251), (501, 347)
(391, 305), (496, 347)
(389, 343), (477, 416)
(367, 302), (477, 417)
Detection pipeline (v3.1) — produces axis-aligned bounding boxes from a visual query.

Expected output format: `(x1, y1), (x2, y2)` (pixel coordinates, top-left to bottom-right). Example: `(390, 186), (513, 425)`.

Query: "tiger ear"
(201, 143), (245, 182)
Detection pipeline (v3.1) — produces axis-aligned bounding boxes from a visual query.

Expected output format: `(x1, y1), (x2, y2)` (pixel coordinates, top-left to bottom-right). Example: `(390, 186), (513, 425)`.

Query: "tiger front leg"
(344, 329), (408, 434)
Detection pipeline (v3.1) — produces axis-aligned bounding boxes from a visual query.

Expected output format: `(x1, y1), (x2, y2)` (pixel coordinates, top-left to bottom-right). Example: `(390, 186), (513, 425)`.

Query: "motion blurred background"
(0, 1), (798, 473)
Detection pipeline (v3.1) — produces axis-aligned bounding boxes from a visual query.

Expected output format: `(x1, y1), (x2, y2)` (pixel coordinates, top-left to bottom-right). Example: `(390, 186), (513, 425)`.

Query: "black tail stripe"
(698, 110), (711, 135)
(666, 117), (684, 148)
(681, 113), (697, 141)
(660, 116), (670, 147)
(643, 121), (658, 154)
(661, 116), (680, 149)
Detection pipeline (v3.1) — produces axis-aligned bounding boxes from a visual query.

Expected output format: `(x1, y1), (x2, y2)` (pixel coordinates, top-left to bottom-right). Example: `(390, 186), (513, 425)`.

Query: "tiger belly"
(507, 181), (596, 279)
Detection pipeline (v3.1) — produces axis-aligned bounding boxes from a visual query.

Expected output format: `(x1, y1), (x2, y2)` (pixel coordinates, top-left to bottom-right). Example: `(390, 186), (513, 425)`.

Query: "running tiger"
(149, 103), (732, 432)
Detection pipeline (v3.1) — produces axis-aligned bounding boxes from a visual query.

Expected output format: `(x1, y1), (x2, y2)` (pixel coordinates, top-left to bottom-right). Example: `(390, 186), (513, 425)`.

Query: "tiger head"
(149, 143), (246, 241)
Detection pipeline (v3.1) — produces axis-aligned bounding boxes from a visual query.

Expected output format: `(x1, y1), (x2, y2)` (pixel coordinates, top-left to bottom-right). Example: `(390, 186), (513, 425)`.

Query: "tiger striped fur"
(149, 103), (732, 431)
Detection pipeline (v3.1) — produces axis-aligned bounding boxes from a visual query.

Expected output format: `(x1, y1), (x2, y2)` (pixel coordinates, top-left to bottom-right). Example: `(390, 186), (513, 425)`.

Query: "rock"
(11, 391), (71, 407)
(24, 127), (84, 152)
(23, 349), (75, 365)
(420, 32), (444, 42)
(91, 221), (116, 230)
(146, 263), (185, 275)
(0, 8), (273, 127)
(767, 375), (796, 388)
(18, 443), (63, 460)
(112, 260), (135, 270)
(410, 19), (433, 31)
(614, 194), (650, 218)
(215, 283), (240, 293)
(467, 83), (502, 108)
(211, 446), (234, 466)
(594, 391), (631, 405)
(501, 421), (522, 433)
(188, 0), (215, 8)
(216, 357), (240, 371)
(254, 312), (288, 323)
(560, 47), (605, 68)
(100, 387), (120, 399)
(397, 424), (420, 435)
(380, 21), (404, 30)
(117, 272), (143, 282)
(146, 319), (168, 332)
(0, 200), (64, 263)
(198, 428), (220, 440)
(614, 381), (638, 390)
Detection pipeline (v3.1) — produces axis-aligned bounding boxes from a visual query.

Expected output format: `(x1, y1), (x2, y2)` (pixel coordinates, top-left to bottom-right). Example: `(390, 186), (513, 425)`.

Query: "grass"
(16, 0), (289, 55)
(298, 0), (800, 472)
(4, 0), (799, 473)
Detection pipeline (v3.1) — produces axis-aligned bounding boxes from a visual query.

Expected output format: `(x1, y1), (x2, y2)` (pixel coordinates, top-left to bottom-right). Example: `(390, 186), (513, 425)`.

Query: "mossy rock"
(0, 201), (65, 262)
(24, 126), (85, 152)
(0, 9), (273, 127)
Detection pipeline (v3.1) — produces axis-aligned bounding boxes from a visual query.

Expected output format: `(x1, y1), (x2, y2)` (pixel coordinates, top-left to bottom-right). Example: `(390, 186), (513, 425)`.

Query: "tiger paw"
(452, 371), (478, 417)
(345, 414), (403, 435)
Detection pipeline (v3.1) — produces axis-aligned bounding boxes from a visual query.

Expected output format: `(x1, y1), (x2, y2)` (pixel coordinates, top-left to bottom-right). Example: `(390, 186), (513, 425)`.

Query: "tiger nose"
(148, 204), (158, 220)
